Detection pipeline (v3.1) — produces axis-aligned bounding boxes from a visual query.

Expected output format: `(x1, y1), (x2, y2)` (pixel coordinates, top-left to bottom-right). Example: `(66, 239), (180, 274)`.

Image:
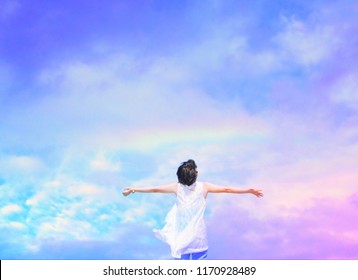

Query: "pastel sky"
(1, 0), (357, 259)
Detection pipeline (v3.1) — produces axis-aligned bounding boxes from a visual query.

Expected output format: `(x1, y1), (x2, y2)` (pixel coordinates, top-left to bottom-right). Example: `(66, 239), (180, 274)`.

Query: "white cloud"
(44, 180), (62, 188)
(0, 155), (45, 175)
(276, 15), (341, 66)
(329, 73), (358, 108)
(121, 208), (146, 223)
(0, 204), (22, 215)
(25, 181), (60, 206)
(25, 192), (47, 206)
(67, 182), (104, 196)
(25, 46), (276, 154)
(8, 221), (26, 230)
(37, 217), (96, 240)
(23, 175), (124, 242)
(99, 214), (110, 220)
(90, 153), (121, 172)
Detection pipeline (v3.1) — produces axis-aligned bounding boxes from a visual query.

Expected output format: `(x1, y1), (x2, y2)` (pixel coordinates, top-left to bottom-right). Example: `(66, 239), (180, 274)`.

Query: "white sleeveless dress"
(153, 182), (208, 258)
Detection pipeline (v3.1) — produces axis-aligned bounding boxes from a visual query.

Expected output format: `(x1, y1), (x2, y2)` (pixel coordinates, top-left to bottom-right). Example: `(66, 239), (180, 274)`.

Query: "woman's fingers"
(122, 187), (131, 196)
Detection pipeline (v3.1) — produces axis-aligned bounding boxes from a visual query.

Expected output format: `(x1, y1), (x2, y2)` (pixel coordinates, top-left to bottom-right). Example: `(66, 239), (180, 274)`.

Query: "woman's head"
(176, 159), (198, 186)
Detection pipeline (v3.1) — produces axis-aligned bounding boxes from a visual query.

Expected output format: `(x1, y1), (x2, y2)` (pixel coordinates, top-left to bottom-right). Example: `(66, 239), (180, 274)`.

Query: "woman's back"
(176, 182), (206, 231)
(154, 182), (208, 258)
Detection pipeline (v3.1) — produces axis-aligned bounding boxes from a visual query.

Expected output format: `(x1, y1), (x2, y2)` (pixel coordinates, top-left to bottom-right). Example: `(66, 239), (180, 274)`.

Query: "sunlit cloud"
(0, 204), (22, 215)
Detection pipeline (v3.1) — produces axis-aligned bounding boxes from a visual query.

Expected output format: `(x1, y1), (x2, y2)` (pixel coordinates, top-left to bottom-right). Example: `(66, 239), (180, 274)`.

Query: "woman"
(122, 159), (263, 260)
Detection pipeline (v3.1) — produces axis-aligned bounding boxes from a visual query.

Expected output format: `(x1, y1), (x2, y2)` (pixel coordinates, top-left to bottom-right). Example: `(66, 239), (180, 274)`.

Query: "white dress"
(153, 182), (208, 258)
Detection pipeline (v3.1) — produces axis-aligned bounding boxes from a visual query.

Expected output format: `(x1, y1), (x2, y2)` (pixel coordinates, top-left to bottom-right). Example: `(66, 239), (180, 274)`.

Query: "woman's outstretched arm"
(203, 182), (263, 197)
(122, 183), (177, 196)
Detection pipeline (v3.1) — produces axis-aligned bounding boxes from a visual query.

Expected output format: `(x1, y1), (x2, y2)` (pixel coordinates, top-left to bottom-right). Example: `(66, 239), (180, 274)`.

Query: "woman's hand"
(249, 189), (263, 197)
(122, 187), (133, 196)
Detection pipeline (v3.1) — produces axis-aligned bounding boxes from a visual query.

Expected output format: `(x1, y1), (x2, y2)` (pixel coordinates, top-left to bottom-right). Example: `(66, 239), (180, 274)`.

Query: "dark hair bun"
(185, 159), (196, 167)
(176, 159), (198, 186)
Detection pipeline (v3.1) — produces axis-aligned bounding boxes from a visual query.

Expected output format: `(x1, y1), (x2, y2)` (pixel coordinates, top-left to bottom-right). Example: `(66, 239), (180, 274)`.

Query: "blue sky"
(1, 0), (358, 259)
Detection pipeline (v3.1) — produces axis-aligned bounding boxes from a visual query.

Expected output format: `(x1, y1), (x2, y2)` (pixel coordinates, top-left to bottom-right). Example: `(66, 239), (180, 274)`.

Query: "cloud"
(8, 2), (352, 155)
(4, 155), (44, 172)
(90, 152), (121, 172)
(276, 15), (341, 66)
(9, 223), (170, 259)
(37, 217), (97, 240)
(0, 155), (46, 182)
(67, 182), (105, 197)
(0, 45), (273, 155)
(207, 193), (358, 259)
(10, 155), (41, 169)
(7, 221), (27, 230)
(329, 72), (358, 108)
(0, 204), (22, 215)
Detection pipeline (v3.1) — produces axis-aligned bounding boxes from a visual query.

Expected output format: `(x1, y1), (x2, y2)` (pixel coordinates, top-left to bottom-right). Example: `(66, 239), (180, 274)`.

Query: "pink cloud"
(206, 192), (358, 259)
